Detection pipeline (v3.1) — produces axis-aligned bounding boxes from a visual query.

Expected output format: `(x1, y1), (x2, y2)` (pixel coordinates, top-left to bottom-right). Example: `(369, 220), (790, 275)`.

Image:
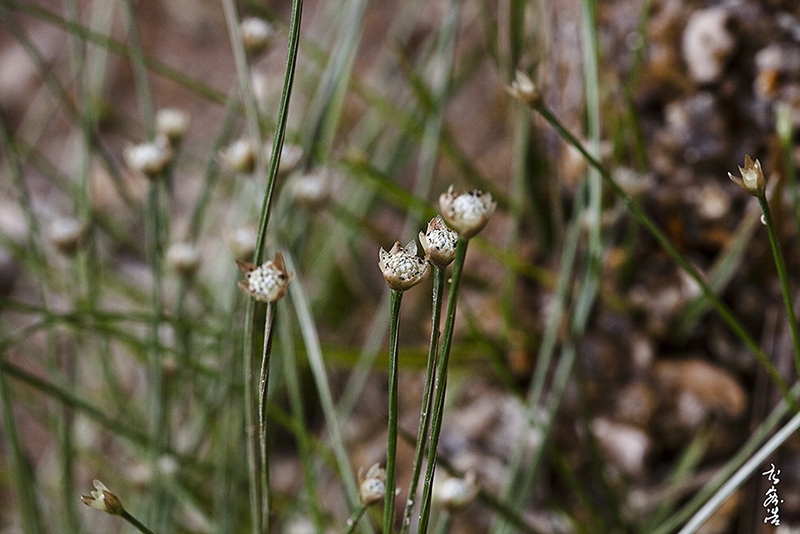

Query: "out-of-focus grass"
(1, 1), (799, 533)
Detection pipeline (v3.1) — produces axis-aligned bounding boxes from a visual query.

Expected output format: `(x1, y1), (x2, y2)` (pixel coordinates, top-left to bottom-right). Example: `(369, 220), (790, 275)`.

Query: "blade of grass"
(677, 407), (800, 534)
(284, 251), (362, 513)
(0, 358), (45, 534)
(652, 380), (800, 534)
(6, 1), (228, 105)
(231, 0), (304, 530)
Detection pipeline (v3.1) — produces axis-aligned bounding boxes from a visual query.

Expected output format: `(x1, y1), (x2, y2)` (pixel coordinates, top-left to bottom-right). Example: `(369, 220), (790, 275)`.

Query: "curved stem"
(344, 504), (368, 534)
(384, 289), (404, 534)
(258, 302), (277, 533)
(401, 267), (445, 533)
(235, 0), (304, 531)
(122, 510), (157, 534)
(418, 239), (469, 533)
(758, 194), (800, 375)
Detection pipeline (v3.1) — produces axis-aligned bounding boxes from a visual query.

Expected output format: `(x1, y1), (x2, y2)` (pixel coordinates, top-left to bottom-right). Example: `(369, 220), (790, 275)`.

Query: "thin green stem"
(385, 289), (404, 534)
(236, 0), (304, 531)
(279, 307), (325, 531)
(418, 239), (469, 534)
(243, 298), (263, 534)
(284, 252), (361, 511)
(343, 504), (368, 534)
(401, 266), (445, 533)
(758, 194), (800, 374)
(122, 510), (157, 534)
(145, 178), (169, 529)
(258, 302), (277, 533)
(0, 364), (44, 534)
(532, 102), (797, 410)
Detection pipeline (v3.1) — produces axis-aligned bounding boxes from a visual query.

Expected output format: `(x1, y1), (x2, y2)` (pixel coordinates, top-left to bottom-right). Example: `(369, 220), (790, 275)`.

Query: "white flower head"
(434, 472), (479, 510)
(80, 479), (124, 515)
(228, 225), (258, 258)
(419, 215), (458, 267)
(156, 108), (190, 144)
(728, 154), (766, 197)
(378, 240), (430, 292)
(236, 252), (293, 302)
(358, 463), (386, 506)
(48, 216), (87, 255)
(167, 242), (201, 278)
(288, 168), (332, 209)
(124, 139), (173, 178)
(220, 138), (256, 174)
(241, 17), (275, 56)
(439, 185), (497, 239)
(506, 70), (541, 107)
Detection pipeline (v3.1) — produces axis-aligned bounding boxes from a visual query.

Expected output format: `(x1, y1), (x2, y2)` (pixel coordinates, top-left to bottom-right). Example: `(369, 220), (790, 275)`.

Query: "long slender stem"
(243, 297), (262, 534)
(401, 266), (445, 533)
(284, 252), (362, 510)
(0, 365), (44, 534)
(122, 510), (157, 534)
(145, 178), (168, 528)
(385, 289), (404, 534)
(343, 504), (368, 534)
(418, 239), (469, 534)
(258, 303), (277, 533)
(280, 307), (325, 530)
(758, 194), (800, 374)
(235, 0), (304, 531)
(532, 102), (797, 410)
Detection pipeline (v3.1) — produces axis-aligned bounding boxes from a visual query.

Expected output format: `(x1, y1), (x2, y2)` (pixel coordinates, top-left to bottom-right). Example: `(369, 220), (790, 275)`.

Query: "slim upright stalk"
(758, 194), (800, 373)
(401, 266), (445, 533)
(258, 303), (277, 532)
(344, 503), (368, 534)
(145, 180), (168, 528)
(122, 510), (157, 534)
(418, 239), (468, 533)
(384, 289), (404, 534)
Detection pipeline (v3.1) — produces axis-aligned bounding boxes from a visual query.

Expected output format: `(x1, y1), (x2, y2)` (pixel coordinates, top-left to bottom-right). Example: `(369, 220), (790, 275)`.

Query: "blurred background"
(1, 0), (800, 532)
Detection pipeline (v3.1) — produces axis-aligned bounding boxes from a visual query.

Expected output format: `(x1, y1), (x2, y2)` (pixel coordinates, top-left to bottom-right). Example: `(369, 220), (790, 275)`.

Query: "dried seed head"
(236, 252), (292, 302)
(728, 154), (766, 197)
(358, 463), (386, 506)
(439, 185), (497, 239)
(124, 138), (173, 178)
(80, 479), (125, 516)
(378, 241), (430, 292)
(156, 108), (190, 145)
(220, 138), (256, 174)
(434, 472), (479, 510)
(419, 215), (458, 267)
(265, 140), (303, 177)
(506, 70), (541, 108)
(48, 217), (87, 255)
(241, 17), (275, 56)
(167, 242), (201, 278)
